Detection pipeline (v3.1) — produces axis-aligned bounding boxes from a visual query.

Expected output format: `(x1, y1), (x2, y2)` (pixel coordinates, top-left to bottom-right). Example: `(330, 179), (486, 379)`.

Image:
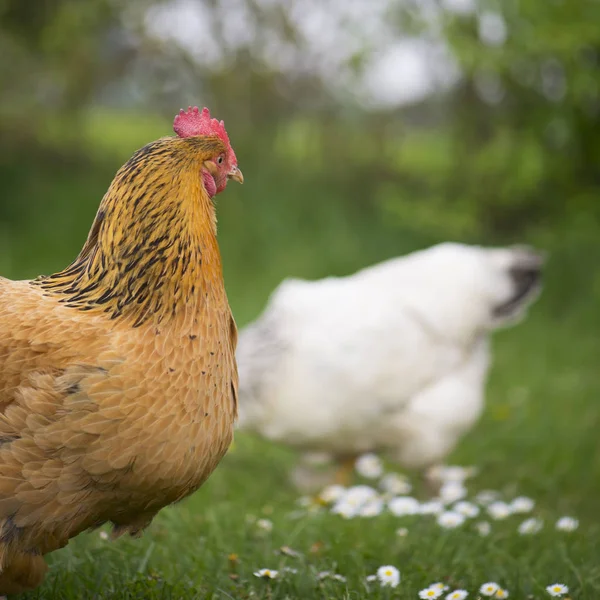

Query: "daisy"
(254, 568), (278, 579)
(476, 521), (491, 536)
(396, 527), (409, 537)
(440, 481), (468, 504)
(437, 510), (466, 529)
(359, 498), (385, 517)
(487, 501), (512, 520)
(319, 484), (346, 504)
(419, 586), (443, 598)
(518, 517), (543, 534)
(475, 490), (500, 505)
(430, 582), (450, 591)
(419, 500), (444, 515)
(279, 545), (302, 558)
(331, 500), (359, 519)
(99, 530), (109, 540)
(556, 516), (578, 532)
(344, 485), (379, 506)
(427, 465), (476, 483)
(480, 582), (500, 596)
(495, 588), (509, 598)
(510, 496), (535, 513)
(446, 590), (468, 600)
(377, 565), (401, 588)
(388, 496), (420, 516)
(453, 501), (480, 518)
(281, 566), (298, 574)
(297, 495), (314, 507)
(380, 472), (412, 495)
(355, 453), (384, 479)
(256, 518), (273, 532)
(317, 571), (347, 582)
(546, 583), (569, 596)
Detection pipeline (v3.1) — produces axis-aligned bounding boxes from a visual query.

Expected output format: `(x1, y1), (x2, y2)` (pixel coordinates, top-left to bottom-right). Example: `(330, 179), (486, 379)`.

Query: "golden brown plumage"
(0, 107), (242, 594)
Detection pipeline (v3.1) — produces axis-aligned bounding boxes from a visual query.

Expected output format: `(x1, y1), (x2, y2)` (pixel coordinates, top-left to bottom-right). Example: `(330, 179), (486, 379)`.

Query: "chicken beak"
(228, 165), (244, 184)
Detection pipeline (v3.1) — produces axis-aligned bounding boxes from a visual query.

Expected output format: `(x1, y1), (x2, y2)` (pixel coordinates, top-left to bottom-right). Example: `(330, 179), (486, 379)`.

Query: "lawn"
(5, 110), (599, 599)
(20, 278), (600, 599)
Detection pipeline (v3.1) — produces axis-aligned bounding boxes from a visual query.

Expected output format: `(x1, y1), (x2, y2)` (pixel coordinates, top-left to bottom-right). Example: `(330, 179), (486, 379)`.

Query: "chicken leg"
(333, 455), (358, 486)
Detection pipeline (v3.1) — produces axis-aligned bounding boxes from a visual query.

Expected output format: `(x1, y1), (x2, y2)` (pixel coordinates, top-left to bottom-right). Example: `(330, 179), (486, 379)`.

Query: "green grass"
(18, 293), (600, 599)
(2, 109), (599, 599)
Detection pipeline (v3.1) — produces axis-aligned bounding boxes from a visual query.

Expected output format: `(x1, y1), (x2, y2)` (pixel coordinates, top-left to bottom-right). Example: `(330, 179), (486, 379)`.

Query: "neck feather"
(34, 138), (225, 328)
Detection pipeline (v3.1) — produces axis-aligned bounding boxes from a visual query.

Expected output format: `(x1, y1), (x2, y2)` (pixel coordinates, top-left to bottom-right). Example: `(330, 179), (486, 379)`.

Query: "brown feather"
(0, 134), (239, 593)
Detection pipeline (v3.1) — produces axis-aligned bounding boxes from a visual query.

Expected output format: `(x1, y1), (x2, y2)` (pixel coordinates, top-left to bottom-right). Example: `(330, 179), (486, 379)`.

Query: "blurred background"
(0, 0), (599, 509)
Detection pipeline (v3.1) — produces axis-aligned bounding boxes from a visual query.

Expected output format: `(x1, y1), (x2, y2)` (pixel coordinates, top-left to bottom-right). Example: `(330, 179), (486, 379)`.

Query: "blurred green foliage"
(0, 0), (599, 325)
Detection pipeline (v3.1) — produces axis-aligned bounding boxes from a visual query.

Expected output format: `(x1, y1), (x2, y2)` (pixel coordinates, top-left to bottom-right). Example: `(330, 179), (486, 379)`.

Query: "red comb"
(173, 106), (231, 147)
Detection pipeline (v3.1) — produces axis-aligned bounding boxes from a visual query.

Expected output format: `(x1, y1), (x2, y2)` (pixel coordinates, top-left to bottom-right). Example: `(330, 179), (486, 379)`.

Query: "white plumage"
(237, 242), (543, 475)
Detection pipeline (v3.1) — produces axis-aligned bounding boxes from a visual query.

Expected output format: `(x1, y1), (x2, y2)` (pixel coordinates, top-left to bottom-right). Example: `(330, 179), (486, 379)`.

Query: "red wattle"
(202, 169), (217, 198)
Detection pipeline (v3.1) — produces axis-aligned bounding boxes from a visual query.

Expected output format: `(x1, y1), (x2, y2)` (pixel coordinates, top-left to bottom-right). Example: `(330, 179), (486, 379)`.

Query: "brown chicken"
(0, 106), (243, 595)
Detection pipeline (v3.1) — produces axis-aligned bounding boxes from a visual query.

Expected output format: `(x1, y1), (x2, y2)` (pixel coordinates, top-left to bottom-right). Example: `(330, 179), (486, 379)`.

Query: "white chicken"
(236, 243), (543, 485)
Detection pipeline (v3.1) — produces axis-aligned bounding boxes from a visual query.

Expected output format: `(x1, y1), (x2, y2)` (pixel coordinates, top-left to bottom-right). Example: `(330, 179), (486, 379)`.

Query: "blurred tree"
(380, 0), (600, 240)
(1, 0), (599, 263)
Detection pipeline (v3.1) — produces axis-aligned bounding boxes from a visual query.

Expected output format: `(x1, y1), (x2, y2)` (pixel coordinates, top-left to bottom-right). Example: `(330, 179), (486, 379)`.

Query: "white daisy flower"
(99, 531), (109, 540)
(419, 586), (443, 598)
(487, 501), (512, 520)
(254, 568), (278, 579)
(495, 588), (509, 598)
(379, 472), (412, 495)
(388, 496), (420, 516)
(446, 590), (468, 600)
(319, 484), (346, 504)
(366, 574), (377, 582)
(355, 453), (384, 479)
(256, 518), (273, 532)
(453, 501), (480, 518)
(510, 496), (535, 513)
(317, 571), (347, 582)
(359, 498), (385, 517)
(480, 582), (500, 596)
(281, 566), (298, 574)
(331, 500), (359, 519)
(427, 465), (476, 483)
(279, 545), (302, 558)
(475, 490), (500, 505)
(430, 582), (450, 591)
(437, 510), (466, 529)
(344, 485), (379, 505)
(440, 481), (468, 504)
(419, 500), (444, 515)
(297, 495), (314, 507)
(556, 516), (579, 532)
(518, 517), (543, 535)
(546, 583), (569, 596)
(376, 565), (401, 588)
(476, 521), (492, 536)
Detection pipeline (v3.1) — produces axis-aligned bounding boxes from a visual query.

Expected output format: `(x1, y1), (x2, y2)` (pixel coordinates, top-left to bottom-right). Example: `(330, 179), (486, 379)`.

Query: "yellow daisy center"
(384, 570), (392, 576)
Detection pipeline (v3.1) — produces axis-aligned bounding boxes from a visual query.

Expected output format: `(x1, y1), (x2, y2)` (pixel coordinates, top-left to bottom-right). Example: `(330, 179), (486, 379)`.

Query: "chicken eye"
(217, 155), (224, 165)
